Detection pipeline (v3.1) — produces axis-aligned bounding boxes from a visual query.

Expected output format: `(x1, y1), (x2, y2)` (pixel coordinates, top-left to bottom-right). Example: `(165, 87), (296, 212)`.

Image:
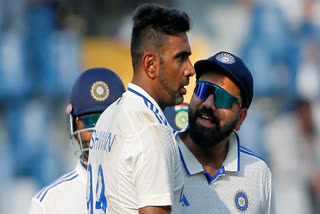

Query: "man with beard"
(86, 4), (195, 214)
(174, 51), (273, 214)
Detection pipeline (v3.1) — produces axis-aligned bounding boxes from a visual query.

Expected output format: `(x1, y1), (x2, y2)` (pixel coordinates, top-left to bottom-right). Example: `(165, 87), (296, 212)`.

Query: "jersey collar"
(127, 83), (170, 128)
(177, 136), (203, 175)
(127, 83), (160, 110)
(223, 131), (240, 172)
(177, 128), (240, 176)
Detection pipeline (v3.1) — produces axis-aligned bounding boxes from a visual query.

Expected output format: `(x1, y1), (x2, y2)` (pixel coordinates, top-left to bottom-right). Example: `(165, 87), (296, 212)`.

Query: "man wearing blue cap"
(174, 51), (273, 213)
(28, 68), (125, 214)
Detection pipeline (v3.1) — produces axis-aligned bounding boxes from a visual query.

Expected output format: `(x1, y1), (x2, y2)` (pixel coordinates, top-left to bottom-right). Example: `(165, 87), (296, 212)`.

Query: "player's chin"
(180, 86), (187, 95)
(174, 94), (184, 105)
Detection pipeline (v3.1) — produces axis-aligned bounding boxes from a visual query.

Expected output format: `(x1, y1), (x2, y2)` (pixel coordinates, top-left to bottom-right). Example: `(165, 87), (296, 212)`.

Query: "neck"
(180, 131), (229, 173)
(131, 75), (165, 110)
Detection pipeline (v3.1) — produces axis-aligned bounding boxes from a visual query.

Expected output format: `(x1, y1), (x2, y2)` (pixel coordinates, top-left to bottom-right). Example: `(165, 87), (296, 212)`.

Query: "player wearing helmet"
(28, 68), (125, 214)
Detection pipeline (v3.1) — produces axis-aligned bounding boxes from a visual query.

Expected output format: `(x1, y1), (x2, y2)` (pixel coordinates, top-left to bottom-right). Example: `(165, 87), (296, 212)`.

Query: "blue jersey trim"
(234, 131), (240, 171)
(203, 166), (225, 185)
(174, 124), (189, 138)
(36, 170), (77, 199)
(178, 147), (190, 175)
(36, 187), (47, 200)
(179, 185), (190, 207)
(127, 87), (168, 126)
(240, 147), (256, 155)
(239, 147), (264, 161)
(40, 174), (79, 202)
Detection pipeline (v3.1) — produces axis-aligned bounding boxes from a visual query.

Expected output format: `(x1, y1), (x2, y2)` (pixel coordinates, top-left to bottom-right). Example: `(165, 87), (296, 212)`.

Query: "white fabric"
(175, 131), (273, 214)
(28, 161), (87, 214)
(87, 83), (184, 214)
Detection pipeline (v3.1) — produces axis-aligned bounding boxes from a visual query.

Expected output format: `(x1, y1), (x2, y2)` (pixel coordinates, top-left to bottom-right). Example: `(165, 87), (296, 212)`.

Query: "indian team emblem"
(175, 110), (188, 130)
(216, 52), (235, 64)
(90, 81), (109, 101)
(234, 190), (249, 213)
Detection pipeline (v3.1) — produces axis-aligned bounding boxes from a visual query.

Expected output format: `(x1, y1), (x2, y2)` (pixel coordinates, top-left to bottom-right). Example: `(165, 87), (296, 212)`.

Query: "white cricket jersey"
(87, 83), (184, 214)
(29, 161), (87, 214)
(175, 128), (273, 214)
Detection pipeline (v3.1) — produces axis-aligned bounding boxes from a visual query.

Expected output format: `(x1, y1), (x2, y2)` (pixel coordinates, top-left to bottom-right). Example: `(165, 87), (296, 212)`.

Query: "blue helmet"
(69, 67), (125, 117)
(67, 68), (125, 163)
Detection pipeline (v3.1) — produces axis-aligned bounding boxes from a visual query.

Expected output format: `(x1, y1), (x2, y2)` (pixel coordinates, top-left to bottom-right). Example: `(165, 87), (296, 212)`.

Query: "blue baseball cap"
(164, 103), (189, 131)
(68, 68), (125, 116)
(194, 51), (254, 109)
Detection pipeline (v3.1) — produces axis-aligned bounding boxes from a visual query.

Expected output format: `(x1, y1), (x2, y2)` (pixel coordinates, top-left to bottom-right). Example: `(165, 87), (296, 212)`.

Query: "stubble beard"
(158, 64), (183, 107)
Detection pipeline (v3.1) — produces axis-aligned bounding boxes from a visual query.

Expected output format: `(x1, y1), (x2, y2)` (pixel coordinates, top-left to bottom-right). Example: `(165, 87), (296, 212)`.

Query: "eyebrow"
(174, 50), (191, 59)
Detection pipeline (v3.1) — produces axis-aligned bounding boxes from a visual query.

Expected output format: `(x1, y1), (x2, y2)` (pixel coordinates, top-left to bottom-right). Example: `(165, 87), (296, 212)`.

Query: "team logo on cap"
(234, 190), (249, 213)
(90, 81), (110, 101)
(216, 53), (235, 64)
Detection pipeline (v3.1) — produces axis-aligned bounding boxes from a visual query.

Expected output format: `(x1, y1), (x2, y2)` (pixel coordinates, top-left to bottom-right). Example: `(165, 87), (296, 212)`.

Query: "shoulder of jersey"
(113, 93), (164, 127)
(239, 146), (269, 169)
(33, 170), (80, 203)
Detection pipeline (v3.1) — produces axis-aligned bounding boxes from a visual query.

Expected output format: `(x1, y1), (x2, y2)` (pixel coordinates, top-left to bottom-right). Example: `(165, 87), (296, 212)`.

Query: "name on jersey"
(89, 129), (116, 152)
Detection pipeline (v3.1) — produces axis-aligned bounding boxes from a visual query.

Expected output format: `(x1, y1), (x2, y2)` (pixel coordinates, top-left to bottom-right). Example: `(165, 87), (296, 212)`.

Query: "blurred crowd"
(0, 0), (320, 213)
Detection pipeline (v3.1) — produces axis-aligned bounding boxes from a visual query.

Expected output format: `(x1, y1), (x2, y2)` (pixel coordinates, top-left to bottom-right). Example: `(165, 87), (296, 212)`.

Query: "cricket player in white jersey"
(28, 68), (125, 214)
(86, 4), (195, 214)
(174, 52), (273, 213)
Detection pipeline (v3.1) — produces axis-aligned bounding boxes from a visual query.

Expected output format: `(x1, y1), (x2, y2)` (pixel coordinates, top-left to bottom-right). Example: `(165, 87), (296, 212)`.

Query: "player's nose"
(202, 94), (216, 111)
(185, 60), (195, 77)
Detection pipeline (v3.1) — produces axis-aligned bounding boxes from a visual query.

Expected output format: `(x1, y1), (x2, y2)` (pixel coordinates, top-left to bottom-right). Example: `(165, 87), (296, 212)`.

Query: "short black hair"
(130, 4), (190, 71)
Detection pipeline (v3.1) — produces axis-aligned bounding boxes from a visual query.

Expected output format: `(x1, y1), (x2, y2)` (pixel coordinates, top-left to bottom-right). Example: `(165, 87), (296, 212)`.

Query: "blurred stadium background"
(0, 0), (320, 213)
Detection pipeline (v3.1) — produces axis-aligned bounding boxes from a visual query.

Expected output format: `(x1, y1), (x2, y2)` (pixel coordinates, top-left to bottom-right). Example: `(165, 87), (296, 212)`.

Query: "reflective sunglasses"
(78, 113), (101, 128)
(194, 80), (241, 109)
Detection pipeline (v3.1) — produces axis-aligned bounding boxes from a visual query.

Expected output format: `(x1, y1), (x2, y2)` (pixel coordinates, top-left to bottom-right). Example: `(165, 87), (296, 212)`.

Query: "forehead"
(161, 33), (191, 55)
(199, 71), (240, 97)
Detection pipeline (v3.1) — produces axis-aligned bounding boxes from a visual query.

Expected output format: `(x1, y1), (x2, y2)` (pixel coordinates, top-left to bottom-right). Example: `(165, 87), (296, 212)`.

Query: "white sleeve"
(132, 123), (178, 208)
(264, 166), (274, 214)
(28, 196), (45, 214)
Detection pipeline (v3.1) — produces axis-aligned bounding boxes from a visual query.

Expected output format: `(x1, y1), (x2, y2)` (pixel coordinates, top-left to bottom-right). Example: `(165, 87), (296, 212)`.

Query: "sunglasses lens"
(195, 81), (238, 109)
(195, 83), (211, 101)
(81, 114), (101, 128)
(214, 88), (234, 108)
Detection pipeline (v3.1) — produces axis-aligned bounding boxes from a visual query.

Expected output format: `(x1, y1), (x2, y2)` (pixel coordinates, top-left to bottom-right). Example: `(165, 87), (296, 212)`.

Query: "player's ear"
(235, 108), (247, 131)
(142, 53), (158, 79)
